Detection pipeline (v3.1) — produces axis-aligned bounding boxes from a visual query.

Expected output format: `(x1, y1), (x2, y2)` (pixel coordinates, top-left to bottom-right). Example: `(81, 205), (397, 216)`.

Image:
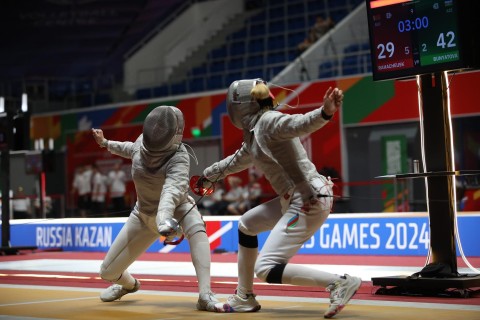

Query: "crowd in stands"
(297, 15), (335, 54)
(71, 162), (128, 218)
(70, 161), (266, 218)
(0, 186), (53, 220)
(198, 173), (264, 216)
(8, 163), (346, 219)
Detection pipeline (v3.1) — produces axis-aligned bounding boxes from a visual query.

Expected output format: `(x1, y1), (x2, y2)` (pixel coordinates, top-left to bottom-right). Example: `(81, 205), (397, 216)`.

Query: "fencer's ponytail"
(251, 83), (270, 100)
(251, 83), (274, 110)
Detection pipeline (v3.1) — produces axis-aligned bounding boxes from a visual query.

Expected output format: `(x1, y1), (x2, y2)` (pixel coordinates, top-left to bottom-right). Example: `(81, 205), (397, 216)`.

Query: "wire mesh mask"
(226, 78), (266, 129)
(142, 106), (184, 152)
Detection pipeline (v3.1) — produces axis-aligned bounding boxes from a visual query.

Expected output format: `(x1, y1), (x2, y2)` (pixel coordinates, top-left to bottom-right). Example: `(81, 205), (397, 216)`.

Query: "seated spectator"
(210, 176), (244, 215)
(312, 16), (335, 39)
(243, 172), (263, 209)
(297, 28), (317, 54)
(297, 16), (335, 55)
(227, 172), (263, 215)
(197, 180), (226, 215)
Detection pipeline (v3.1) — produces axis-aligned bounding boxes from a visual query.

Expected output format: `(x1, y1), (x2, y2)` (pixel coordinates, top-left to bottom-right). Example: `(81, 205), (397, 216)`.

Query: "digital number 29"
(377, 42), (395, 59)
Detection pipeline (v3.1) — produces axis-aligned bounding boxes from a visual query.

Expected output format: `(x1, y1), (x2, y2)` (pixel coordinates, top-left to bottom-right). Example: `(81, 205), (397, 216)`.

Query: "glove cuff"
(321, 108), (333, 120)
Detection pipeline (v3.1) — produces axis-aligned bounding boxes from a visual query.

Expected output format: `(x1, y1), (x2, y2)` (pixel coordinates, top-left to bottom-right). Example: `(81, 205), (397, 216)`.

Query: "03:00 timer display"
(397, 16), (429, 32)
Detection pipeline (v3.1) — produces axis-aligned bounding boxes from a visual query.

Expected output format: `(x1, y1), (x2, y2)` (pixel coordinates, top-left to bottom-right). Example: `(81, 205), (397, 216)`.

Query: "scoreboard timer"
(366, 0), (479, 81)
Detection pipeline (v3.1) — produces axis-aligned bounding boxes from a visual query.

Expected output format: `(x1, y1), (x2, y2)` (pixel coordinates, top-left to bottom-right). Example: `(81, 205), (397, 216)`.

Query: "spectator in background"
(297, 28), (318, 54)
(312, 16), (335, 40)
(297, 16), (335, 55)
(227, 172), (263, 215)
(108, 162), (127, 216)
(209, 176), (244, 215)
(34, 195), (53, 218)
(91, 164), (108, 217)
(197, 180), (226, 215)
(71, 165), (92, 217)
(12, 186), (31, 219)
(243, 172), (263, 210)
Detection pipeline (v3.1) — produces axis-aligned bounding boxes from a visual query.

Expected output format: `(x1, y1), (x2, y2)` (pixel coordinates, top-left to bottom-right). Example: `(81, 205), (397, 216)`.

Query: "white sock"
(115, 270), (136, 289)
(189, 231), (212, 294)
(281, 264), (341, 288)
(237, 244), (258, 297)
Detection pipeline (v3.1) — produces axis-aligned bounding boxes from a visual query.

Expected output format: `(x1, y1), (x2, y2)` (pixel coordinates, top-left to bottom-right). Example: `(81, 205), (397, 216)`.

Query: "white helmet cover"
(142, 106), (184, 152)
(226, 78), (267, 129)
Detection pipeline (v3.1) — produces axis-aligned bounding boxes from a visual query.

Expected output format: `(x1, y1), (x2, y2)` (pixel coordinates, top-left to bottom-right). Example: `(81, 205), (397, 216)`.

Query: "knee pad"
(238, 229), (258, 249)
(238, 219), (257, 236)
(256, 263), (286, 284)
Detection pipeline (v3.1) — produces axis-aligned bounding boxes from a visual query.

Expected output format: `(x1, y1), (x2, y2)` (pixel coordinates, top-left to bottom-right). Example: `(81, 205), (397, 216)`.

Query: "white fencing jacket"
(106, 135), (190, 224)
(204, 108), (331, 201)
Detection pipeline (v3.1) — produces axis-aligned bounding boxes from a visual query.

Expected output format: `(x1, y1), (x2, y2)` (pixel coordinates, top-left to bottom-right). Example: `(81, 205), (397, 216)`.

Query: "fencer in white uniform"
(91, 106), (221, 312)
(199, 79), (362, 318)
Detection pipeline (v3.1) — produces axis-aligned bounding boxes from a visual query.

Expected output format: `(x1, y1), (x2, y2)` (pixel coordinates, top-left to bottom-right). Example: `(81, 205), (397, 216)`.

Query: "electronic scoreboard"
(366, 0), (479, 80)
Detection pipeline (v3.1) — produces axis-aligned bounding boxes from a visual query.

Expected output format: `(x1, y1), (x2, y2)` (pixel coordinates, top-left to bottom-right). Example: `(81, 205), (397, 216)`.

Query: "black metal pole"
(1, 103), (37, 254)
(419, 72), (457, 272)
(1, 109), (13, 247)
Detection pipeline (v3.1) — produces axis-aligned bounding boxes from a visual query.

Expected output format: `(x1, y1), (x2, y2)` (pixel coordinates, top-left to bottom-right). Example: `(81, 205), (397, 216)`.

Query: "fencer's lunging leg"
(267, 263), (340, 287)
(254, 191), (343, 287)
(100, 213), (157, 288)
(188, 228), (224, 312)
(189, 230), (212, 294)
(237, 229), (258, 296)
(236, 197), (282, 295)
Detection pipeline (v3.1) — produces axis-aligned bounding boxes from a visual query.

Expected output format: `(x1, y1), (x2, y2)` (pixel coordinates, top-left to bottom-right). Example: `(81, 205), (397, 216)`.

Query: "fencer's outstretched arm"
(203, 143), (251, 182)
(91, 128), (135, 159)
(156, 151), (190, 227)
(260, 86), (343, 139)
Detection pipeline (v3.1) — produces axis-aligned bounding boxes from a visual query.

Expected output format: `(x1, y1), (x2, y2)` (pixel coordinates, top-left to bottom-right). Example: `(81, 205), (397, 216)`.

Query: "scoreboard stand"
(366, 0), (480, 295)
(371, 72), (480, 294)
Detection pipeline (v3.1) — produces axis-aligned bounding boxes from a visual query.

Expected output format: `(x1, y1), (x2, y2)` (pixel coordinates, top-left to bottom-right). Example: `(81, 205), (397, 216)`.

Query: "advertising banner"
(3, 213), (479, 257)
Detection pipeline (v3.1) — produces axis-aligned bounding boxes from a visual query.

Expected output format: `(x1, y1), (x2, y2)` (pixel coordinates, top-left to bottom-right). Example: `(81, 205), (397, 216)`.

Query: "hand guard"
(189, 175), (215, 196)
(158, 218), (184, 245)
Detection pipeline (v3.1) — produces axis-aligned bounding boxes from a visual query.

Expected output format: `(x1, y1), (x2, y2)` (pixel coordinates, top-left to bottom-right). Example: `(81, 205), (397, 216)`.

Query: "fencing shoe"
(196, 291), (224, 312)
(100, 279), (140, 302)
(218, 290), (261, 312)
(324, 274), (361, 318)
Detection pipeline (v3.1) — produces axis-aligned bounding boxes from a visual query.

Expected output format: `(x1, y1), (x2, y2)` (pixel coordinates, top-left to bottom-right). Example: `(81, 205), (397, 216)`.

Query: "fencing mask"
(227, 79), (265, 129)
(142, 106), (184, 152)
